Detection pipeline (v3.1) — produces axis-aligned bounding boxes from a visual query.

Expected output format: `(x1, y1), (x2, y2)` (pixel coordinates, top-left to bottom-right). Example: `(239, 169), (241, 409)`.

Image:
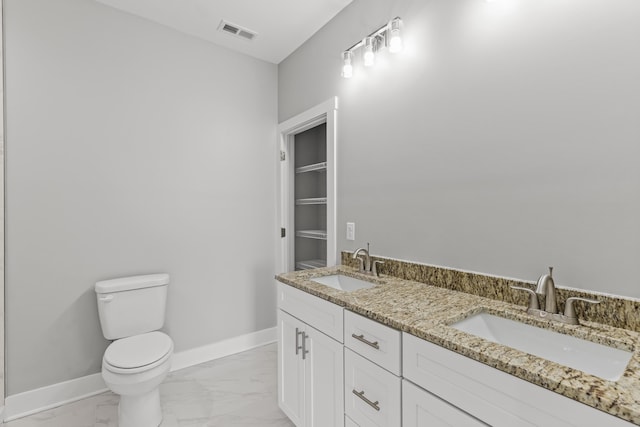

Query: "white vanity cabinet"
(277, 283), (344, 427)
(402, 333), (634, 427)
(277, 281), (635, 427)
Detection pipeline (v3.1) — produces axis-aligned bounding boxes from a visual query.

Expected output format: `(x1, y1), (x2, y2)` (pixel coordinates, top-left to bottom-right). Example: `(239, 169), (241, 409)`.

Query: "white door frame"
(276, 97), (338, 274)
(1, 0), (6, 418)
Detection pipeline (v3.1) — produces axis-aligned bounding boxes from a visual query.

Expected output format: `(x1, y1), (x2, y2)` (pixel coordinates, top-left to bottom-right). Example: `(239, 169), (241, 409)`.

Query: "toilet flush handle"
(99, 295), (114, 303)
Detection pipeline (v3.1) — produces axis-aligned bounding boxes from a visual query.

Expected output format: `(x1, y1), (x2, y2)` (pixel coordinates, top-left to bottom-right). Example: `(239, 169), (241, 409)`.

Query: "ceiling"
(95, 0), (353, 64)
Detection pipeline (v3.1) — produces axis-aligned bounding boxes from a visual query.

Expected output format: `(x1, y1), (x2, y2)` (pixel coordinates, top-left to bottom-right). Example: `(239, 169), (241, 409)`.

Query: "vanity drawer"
(277, 282), (344, 342)
(345, 310), (401, 375)
(344, 348), (401, 427)
(402, 379), (488, 426)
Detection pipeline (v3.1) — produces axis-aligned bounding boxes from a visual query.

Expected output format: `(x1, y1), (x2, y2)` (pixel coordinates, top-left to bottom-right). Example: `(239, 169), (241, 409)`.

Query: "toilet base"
(118, 388), (162, 427)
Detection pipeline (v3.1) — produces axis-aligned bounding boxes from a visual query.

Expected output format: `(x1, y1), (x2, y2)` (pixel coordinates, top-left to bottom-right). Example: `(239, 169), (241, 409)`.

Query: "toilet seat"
(104, 331), (173, 375)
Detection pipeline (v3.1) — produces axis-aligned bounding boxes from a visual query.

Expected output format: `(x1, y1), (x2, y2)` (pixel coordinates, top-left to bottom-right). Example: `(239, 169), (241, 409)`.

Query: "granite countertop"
(276, 265), (640, 425)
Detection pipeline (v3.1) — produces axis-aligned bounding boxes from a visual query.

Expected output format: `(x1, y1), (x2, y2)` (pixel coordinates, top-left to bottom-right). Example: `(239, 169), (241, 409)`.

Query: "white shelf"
(296, 162), (327, 174)
(296, 197), (327, 205)
(295, 259), (327, 270)
(296, 230), (327, 240)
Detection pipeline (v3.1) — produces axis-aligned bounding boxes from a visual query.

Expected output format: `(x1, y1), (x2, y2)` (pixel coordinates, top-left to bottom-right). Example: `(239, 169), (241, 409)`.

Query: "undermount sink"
(311, 274), (375, 292)
(451, 312), (633, 381)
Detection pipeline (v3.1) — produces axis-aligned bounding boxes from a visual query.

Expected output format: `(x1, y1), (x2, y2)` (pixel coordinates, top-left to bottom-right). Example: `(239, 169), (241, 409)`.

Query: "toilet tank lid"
(95, 273), (169, 293)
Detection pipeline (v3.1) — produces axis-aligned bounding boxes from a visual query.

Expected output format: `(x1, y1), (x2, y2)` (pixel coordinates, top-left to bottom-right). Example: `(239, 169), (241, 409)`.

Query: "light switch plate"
(346, 222), (355, 241)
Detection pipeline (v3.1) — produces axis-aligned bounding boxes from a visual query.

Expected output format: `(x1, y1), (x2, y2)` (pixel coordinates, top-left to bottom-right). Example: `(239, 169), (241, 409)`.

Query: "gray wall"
(5, 0), (277, 394)
(279, 0), (640, 298)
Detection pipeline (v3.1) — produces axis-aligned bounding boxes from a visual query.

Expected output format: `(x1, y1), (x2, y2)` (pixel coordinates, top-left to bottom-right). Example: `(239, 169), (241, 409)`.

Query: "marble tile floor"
(6, 343), (295, 427)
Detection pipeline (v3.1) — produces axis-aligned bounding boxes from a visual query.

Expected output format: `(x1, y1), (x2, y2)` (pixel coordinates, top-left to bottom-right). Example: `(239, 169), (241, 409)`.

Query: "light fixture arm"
(344, 16), (400, 53)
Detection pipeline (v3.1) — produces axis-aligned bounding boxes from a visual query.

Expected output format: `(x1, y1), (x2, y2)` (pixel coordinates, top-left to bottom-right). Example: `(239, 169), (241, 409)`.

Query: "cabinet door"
(305, 324), (344, 427)
(402, 379), (488, 427)
(278, 310), (305, 426)
(345, 415), (360, 427)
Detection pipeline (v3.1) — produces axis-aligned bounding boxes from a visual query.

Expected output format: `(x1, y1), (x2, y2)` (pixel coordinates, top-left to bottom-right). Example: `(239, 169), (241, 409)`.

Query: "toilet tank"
(95, 273), (169, 340)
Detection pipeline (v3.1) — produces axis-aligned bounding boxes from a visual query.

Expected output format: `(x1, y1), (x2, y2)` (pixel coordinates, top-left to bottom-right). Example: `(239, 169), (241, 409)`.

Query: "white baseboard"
(4, 373), (108, 422)
(170, 326), (277, 372)
(4, 327), (277, 422)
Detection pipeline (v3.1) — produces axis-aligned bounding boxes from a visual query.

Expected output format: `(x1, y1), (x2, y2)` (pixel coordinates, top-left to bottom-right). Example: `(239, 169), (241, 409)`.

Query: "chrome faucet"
(511, 266), (600, 325)
(353, 244), (371, 272)
(352, 243), (383, 276)
(535, 266), (558, 314)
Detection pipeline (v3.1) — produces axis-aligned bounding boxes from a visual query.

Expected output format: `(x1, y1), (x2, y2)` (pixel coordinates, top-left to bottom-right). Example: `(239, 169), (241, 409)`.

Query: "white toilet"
(95, 273), (174, 427)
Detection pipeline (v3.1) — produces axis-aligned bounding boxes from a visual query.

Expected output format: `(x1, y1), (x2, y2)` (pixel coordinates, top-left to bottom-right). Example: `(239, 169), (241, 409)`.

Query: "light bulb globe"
(364, 51), (375, 67)
(342, 63), (353, 78)
(363, 37), (375, 67)
(388, 18), (403, 54)
(341, 51), (353, 78)
(389, 32), (403, 53)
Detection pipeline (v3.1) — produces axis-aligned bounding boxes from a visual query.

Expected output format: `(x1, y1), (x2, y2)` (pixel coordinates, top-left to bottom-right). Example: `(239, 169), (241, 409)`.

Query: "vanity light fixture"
(341, 17), (403, 78)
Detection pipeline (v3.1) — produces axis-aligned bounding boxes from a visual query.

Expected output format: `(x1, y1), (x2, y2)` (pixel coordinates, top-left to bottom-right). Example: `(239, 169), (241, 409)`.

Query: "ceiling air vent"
(218, 20), (257, 41)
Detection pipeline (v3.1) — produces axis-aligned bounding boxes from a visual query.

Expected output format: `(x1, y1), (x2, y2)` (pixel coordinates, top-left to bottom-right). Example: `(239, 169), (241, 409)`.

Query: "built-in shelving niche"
(294, 124), (327, 270)
(277, 97), (337, 274)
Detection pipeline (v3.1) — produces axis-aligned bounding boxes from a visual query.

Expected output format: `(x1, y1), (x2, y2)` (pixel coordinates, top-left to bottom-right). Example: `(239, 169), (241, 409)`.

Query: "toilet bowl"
(101, 331), (173, 427)
(95, 274), (172, 427)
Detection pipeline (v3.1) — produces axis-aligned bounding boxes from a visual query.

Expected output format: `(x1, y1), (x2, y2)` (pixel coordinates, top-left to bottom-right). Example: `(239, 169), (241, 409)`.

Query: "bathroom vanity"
(276, 261), (640, 426)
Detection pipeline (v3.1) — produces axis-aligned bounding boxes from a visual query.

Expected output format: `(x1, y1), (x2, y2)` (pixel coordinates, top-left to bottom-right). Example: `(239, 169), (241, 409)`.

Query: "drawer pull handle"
(351, 333), (380, 350)
(352, 389), (380, 412)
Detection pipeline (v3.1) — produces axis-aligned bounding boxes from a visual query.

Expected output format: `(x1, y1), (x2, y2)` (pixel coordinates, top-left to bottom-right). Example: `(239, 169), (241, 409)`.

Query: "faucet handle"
(511, 286), (540, 311)
(563, 297), (600, 319)
(355, 256), (366, 273)
(372, 260), (384, 277)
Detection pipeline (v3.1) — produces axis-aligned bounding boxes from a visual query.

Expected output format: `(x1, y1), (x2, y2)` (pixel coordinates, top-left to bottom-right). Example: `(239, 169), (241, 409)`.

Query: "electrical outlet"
(346, 222), (355, 241)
